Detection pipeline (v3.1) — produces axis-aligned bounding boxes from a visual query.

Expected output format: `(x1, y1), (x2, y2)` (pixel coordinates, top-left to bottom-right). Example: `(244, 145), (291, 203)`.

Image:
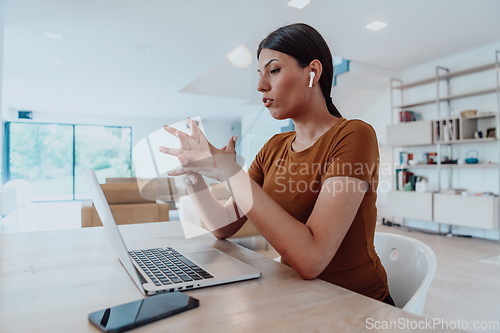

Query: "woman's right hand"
(184, 135), (238, 185)
(159, 118), (239, 184)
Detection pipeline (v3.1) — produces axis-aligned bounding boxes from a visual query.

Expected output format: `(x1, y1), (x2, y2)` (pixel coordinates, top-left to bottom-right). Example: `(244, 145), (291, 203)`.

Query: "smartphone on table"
(88, 292), (199, 332)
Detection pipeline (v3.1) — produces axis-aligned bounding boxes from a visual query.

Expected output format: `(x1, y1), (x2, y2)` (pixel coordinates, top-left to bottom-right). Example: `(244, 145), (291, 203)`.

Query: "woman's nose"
(257, 77), (269, 93)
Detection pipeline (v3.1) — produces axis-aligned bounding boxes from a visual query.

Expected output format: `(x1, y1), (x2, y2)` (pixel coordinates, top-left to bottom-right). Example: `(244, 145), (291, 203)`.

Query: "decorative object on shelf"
(399, 152), (413, 165)
(440, 188), (467, 195)
(441, 156), (458, 164)
(408, 159), (418, 166)
(473, 130), (483, 139)
(396, 168), (416, 191)
(403, 182), (414, 191)
(415, 177), (428, 193)
(465, 150), (479, 164)
(478, 192), (496, 197)
(486, 127), (496, 138)
(460, 109), (477, 118)
(424, 152), (437, 164)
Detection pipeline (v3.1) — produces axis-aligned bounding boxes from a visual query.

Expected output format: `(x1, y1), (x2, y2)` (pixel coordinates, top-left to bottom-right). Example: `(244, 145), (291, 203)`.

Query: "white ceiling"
(2, 0), (500, 121)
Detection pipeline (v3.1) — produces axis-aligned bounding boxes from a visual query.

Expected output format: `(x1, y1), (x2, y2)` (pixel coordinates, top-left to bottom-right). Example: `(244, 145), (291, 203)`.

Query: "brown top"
(248, 118), (389, 301)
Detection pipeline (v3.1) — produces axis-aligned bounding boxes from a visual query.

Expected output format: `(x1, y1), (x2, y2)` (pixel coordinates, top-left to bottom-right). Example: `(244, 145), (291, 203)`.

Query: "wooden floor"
(245, 224), (500, 333)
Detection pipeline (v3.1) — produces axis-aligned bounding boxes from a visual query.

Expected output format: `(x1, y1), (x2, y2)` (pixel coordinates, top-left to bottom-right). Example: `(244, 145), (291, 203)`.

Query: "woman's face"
(257, 49), (311, 120)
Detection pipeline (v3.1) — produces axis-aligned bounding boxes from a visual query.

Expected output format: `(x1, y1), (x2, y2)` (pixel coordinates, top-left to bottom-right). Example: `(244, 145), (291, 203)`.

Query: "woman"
(160, 23), (394, 305)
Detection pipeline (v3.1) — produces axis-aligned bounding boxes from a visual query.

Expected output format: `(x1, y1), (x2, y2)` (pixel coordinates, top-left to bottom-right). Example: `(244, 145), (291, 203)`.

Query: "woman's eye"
(270, 68), (281, 75)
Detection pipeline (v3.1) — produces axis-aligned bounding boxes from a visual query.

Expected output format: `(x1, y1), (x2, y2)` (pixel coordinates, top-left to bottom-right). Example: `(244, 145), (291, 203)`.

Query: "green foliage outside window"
(6, 122), (132, 201)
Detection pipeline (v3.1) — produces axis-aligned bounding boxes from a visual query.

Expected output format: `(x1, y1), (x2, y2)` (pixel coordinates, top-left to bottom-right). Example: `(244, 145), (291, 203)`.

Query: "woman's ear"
(308, 59), (323, 85)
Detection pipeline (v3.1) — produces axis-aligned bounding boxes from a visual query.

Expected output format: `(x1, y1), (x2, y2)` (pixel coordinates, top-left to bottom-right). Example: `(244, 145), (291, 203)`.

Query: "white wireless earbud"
(308, 72), (316, 88)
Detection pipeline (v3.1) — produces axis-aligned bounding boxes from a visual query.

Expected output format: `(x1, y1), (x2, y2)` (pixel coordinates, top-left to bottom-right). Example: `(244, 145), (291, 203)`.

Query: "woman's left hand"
(159, 118), (238, 182)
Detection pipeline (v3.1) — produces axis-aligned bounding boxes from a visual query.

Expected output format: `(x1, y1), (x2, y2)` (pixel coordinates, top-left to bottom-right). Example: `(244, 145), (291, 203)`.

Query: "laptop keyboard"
(129, 247), (213, 286)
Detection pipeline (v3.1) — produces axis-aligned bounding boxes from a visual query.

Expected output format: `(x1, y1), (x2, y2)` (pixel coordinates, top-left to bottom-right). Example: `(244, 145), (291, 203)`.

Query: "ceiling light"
(227, 44), (252, 68)
(366, 20), (387, 31)
(288, 0), (310, 9)
(43, 31), (63, 40)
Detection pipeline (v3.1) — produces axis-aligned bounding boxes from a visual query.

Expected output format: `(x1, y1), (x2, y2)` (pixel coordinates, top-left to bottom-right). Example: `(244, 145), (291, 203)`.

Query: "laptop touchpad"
(188, 251), (233, 265)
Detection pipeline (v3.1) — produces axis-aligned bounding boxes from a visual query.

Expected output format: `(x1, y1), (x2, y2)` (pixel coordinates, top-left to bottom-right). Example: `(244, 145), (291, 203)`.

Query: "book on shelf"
(448, 121), (455, 141)
(399, 110), (419, 122)
(395, 168), (415, 191)
(441, 120), (456, 142)
(434, 119), (461, 142)
(434, 121), (440, 141)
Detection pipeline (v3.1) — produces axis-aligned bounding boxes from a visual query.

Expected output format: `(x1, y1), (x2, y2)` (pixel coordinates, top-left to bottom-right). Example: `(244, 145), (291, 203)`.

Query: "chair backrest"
(374, 232), (437, 316)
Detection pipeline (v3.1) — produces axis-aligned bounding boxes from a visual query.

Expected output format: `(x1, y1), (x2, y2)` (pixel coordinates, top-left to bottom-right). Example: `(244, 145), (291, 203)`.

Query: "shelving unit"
(386, 50), (500, 236)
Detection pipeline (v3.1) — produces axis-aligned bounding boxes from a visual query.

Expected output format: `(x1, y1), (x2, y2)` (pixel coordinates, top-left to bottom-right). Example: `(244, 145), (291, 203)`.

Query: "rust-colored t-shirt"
(248, 118), (389, 301)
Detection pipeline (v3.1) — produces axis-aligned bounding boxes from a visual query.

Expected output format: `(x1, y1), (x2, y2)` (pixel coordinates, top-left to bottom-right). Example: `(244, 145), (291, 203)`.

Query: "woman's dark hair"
(257, 23), (341, 118)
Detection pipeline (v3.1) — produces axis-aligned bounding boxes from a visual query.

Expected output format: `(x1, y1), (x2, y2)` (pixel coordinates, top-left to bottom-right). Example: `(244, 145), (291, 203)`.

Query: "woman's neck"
(291, 101), (340, 151)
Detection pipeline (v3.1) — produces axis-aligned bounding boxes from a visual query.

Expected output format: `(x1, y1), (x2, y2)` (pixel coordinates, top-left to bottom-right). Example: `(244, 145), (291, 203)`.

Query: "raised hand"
(159, 118), (238, 183)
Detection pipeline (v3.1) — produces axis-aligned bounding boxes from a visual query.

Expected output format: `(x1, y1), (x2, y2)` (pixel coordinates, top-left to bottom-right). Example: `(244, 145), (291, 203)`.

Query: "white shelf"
(397, 163), (499, 169)
(394, 63), (496, 90)
(463, 112), (496, 120)
(388, 124), (498, 147)
(393, 88), (497, 108)
(435, 138), (497, 144)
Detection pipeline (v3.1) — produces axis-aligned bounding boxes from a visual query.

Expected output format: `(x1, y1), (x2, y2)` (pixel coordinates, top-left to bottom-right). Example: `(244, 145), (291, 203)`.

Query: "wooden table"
(0, 221), (443, 332)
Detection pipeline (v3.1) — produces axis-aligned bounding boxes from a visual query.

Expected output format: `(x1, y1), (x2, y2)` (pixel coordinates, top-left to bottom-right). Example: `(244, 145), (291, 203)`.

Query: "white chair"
(374, 232), (437, 316)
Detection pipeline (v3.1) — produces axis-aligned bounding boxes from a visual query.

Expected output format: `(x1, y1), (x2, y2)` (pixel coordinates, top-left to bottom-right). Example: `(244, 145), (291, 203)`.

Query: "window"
(4, 122), (132, 201)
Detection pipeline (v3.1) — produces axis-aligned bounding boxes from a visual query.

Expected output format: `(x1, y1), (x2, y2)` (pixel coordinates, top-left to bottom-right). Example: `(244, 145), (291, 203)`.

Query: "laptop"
(84, 169), (261, 295)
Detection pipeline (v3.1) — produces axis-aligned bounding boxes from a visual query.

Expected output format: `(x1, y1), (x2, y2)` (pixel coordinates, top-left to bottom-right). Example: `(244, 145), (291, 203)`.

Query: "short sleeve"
(248, 138), (274, 187)
(248, 151), (265, 187)
(247, 134), (282, 187)
(324, 120), (379, 186)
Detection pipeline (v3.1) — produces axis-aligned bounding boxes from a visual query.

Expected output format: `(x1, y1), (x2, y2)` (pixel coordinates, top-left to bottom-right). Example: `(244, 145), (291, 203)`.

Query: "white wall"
(333, 62), (402, 221)
(202, 119), (239, 149)
(240, 106), (288, 168)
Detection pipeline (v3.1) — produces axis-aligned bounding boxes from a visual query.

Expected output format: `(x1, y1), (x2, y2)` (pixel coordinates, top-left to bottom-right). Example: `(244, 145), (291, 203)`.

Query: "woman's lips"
(263, 98), (274, 107)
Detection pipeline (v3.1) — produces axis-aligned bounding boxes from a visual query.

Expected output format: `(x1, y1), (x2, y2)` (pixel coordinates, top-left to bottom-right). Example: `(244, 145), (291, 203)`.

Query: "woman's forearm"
(223, 166), (314, 258)
(184, 174), (247, 239)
